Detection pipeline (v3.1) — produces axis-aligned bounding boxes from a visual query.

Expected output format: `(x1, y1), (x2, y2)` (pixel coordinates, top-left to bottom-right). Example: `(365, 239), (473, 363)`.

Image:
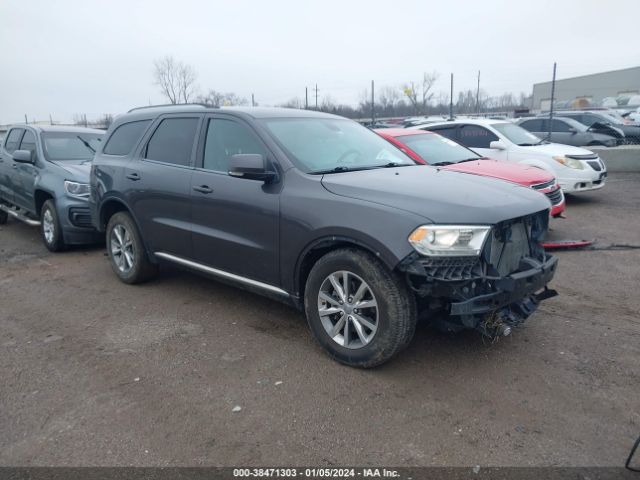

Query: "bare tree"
(378, 86), (400, 112)
(320, 95), (337, 112)
(278, 97), (303, 109)
(196, 89), (248, 107)
(100, 114), (114, 128)
(154, 56), (198, 104)
(402, 71), (439, 115)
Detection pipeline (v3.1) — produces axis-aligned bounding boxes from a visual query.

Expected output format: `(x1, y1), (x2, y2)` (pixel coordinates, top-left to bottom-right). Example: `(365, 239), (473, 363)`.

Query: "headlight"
(64, 180), (90, 199)
(408, 225), (491, 257)
(552, 156), (584, 170)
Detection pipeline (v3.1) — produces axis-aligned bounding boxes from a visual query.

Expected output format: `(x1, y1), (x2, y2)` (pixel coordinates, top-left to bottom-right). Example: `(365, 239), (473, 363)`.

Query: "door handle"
(12, 163), (17, 169)
(192, 185), (213, 194)
(126, 172), (141, 181)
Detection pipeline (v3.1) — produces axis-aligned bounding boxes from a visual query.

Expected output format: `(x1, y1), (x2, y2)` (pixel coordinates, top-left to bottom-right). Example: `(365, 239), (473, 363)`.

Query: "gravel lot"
(1, 173), (639, 467)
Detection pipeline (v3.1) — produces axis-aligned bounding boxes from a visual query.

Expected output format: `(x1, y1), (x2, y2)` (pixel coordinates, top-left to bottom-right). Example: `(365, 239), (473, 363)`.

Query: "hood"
(443, 159), (553, 187)
(321, 165), (551, 225)
(52, 160), (91, 181)
(518, 142), (597, 157)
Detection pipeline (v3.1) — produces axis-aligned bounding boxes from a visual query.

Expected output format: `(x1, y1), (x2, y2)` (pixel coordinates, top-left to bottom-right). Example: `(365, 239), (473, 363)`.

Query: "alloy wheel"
(317, 270), (379, 349)
(110, 224), (135, 273)
(42, 209), (55, 244)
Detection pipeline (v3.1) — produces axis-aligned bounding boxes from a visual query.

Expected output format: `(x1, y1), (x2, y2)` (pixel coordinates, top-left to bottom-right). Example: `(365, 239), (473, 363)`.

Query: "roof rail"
(127, 103), (212, 113)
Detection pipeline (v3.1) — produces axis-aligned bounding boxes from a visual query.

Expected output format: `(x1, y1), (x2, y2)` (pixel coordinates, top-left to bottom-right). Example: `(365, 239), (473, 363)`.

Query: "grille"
(531, 179), (555, 191)
(566, 153), (598, 160)
(545, 188), (563, 205)
(587, 160), (602, 171)
(68, 207), (92, 228)
(419, 256), (481, 281)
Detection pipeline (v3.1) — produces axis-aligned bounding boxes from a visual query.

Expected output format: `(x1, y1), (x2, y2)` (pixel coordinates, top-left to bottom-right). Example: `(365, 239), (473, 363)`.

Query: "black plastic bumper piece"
(449, 255), (558, 316)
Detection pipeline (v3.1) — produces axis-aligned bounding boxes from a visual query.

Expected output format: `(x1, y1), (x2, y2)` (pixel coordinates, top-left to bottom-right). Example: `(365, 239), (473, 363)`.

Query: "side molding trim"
(154, 251), (289, 297)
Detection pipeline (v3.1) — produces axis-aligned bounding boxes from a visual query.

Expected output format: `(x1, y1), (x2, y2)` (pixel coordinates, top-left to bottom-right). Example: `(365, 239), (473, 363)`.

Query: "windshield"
(261, 118), (414, 173)
(42, 132), (104, 161)
(492, 122), (542, 146)
(397, 133), (481, 165)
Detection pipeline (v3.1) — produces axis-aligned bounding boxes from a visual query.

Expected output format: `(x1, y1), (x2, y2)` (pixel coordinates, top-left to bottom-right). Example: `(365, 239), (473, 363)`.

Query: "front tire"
(41, 199), (66, 252)
(106, 211), (157, 284)
(304, 248), (416, 368)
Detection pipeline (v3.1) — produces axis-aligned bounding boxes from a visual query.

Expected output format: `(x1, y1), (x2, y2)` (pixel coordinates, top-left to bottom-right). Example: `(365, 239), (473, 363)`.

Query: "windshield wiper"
(312, 162), (412, 174)
(431, 161), (455, 166)
(312, 166), (364, 174)
(457, 157), (482, 163)
(379, 161), (411, 168)
(76, 136), (96, 153)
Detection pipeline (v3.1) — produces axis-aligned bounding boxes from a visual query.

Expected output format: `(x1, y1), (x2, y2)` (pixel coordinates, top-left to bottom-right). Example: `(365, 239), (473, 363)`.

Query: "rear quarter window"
(103, 120), (151, 156)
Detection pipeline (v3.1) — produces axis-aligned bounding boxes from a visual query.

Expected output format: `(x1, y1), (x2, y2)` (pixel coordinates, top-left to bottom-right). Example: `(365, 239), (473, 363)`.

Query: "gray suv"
(90, 105), (558, 367)
(517, 117), (618, 147)
(0, 125), (104, 250)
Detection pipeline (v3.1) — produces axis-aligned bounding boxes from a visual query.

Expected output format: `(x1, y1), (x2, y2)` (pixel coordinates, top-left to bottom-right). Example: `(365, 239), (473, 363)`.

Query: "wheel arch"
(293, 235), (399, 306)
(99, 197), (137, 231)
(99, 198), (156, 264)
(34, 189), (55, 216)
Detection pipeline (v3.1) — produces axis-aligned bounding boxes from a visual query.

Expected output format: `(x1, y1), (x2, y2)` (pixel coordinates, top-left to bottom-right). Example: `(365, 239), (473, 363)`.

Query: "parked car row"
(518, 110), (640, 146)
(1, 106), (566, 367)
(407, 119), (607, 194)
(374, 128), (566, 217)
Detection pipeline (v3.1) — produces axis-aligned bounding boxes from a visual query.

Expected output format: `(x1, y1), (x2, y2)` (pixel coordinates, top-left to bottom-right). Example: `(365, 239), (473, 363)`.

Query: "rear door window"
(103, 120), (151, 156)
(144, 117), (200, 167)
(458, 125), (498, 148)
(551, 119), (571, 132)
(4, 129), (24, 154)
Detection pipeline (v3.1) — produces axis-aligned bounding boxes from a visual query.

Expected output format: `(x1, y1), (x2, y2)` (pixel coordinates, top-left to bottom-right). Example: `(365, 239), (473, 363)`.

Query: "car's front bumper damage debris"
(399, 211), (558, 337)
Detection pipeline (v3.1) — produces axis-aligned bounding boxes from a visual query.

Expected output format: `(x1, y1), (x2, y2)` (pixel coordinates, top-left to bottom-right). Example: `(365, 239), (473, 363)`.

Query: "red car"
(376, 129), (566, 217)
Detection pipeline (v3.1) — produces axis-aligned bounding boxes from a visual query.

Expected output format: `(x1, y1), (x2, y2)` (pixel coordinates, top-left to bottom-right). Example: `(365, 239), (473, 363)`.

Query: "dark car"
(517, 117), (618, 147)
(0, 125), (104, 250)
(90, 105), (557, 367)
(552, 111), (640, 144)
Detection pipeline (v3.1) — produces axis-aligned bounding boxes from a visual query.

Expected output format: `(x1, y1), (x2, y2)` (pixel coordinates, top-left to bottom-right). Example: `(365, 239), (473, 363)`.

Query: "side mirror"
(12, 149), (33, 163)
(228, 154), (277, 182)
(568, 127), (577, 134)
(489, 140), (507, 150)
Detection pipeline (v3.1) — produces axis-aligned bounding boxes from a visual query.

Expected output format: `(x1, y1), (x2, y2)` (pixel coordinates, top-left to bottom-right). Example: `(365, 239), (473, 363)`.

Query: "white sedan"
(410, 119), (606, 193)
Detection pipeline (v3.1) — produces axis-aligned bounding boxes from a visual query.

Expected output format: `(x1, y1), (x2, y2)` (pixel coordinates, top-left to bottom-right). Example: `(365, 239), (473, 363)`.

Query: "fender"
(292, 231), (404, 301)
(98, 194), (158, 263)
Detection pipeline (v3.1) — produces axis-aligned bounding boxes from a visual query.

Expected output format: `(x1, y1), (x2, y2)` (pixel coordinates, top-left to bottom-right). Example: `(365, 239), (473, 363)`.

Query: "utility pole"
(476, 70), (481, 115)
(449, 73), (454, 120)
(251, 93), (255, 107)
(305, 87), (308, 109)
(371, 80), (375, 125)
(49, 114), (53, 125)
(24, 114), (28, 124)
(547, 62), (557, 141)
(314, 84), (319, 109)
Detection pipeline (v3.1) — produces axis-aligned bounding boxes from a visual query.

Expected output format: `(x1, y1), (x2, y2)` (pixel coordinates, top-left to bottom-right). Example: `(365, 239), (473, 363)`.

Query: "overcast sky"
(1, 0), (639, 124)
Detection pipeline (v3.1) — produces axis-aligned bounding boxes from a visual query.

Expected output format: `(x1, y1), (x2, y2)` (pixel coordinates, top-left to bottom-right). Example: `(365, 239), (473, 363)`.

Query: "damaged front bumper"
(399, 252), (558, 336)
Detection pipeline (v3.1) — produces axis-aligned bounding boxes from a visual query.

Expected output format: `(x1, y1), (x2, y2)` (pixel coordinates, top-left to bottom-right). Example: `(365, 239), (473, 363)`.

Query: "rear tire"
(0, 208), (7, 225)
(304, 248), (416, 368)
(40, 200), (66, 252)
(106, 211), (158, 284)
